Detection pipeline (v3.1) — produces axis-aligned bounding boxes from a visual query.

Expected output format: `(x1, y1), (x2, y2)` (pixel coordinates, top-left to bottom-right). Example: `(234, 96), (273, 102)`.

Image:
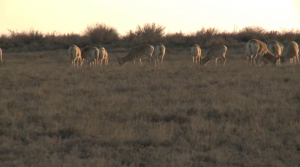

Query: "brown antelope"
(280, 41), (299, 64)
(153, 43), (166, 64)
(98, 47), (109, 66)
(117, 44), (155, 66)
(68, 45), (82, 66)
(200, 45), (227, 66)
(191, 44), (201, 64)
(134, 44), (165, 65)
(245, 39), (280, 66)
(81, 46), (99, 66)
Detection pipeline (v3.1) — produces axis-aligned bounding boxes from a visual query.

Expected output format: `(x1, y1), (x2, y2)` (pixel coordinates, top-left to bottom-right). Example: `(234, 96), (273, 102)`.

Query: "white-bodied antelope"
(280, 41), (299, 64)
(264, 40), (284, 65)
(191, 44), (201, 64)
(98, 47), (109, 66)
(117, 44), (155, 66)
(153, 43), (166, 64)
(200, 45), (227, 66)
(68, 45), (82, 66)
(245, 39), (280, 66)
(81, 46), (100, 66)
(267, 40), (284, 57)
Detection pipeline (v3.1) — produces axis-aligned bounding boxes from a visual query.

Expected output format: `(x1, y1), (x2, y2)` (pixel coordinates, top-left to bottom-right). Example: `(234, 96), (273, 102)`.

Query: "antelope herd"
(0, 39), (299, 68)
(245, 39), (280, 66)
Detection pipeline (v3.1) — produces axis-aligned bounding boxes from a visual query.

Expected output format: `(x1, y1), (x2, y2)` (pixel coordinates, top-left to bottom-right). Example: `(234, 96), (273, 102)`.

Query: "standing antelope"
(81, 46), (100, 66)
(117, 44), (155, 66)
(245, 39), (280, 66)
(153, 43), (166, 64)
(200, 45), (227, 66)
(191, 44), (201, 64)
(280, 41), (299, 64)
(98, 47), (109, 66)
(68, 45), (82, 66)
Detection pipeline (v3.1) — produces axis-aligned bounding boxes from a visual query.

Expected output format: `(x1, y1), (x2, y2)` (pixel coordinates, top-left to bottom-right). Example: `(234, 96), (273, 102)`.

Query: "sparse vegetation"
(84, 23), (119, 45)
(1, 24), (300, 52)
(0, 45), (300, 166)
(122, 23), (166, 47)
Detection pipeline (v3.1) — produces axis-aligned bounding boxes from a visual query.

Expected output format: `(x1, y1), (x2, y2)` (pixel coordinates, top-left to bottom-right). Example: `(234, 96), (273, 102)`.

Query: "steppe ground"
(0, 46), (300, 167)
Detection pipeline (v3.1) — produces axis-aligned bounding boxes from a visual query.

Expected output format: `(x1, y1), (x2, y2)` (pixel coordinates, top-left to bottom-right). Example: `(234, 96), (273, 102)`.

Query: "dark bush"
(122, 23), (165, 47)
(235, 26), (266, 42)
(8, 29), (44, 47)
(165, 31), (187, 46)
(84, 23), (119, 44)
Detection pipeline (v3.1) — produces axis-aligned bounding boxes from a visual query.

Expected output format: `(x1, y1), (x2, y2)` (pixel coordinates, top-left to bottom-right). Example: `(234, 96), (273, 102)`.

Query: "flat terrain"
(0, 47), (300, 167)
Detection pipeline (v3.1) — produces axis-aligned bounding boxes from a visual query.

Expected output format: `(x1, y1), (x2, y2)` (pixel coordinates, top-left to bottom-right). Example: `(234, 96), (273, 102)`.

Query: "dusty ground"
(0, 46), (300, 167)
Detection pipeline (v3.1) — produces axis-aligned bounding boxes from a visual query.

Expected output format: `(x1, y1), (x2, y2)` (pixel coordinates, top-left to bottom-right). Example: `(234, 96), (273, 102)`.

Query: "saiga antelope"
(117, 44), (156, 66)
(134, 43), (165, 65)
(200, 45), (227, 66)
(68, 45), (82, 66)
(191, 44), (201, 64)
(98, 47), (109, 66)
(81, 46), (100, 66)
(245, 39), (280, 66)
(153, 43), (166, 64)
(280, 41), (299, 64)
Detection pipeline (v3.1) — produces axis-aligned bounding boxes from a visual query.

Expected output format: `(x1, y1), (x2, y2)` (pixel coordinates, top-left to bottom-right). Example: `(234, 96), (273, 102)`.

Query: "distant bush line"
(1, 23), (300, 52)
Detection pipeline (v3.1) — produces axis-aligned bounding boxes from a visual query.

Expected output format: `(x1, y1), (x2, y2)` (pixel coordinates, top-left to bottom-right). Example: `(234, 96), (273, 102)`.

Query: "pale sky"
(1, 0), (300, 36)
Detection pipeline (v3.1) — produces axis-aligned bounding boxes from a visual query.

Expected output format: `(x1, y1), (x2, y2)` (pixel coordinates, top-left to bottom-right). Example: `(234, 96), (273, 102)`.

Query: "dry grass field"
(0, 46), (300, 167)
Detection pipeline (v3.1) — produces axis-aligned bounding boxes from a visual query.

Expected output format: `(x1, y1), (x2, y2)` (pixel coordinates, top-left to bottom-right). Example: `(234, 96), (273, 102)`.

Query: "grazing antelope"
(245, 39), (280, 66)
(267, 40), (284, 57)
(117, 44), (155, 66)
(153, 43), (166, 64)
(280, 41), (299, 64)
(200, 45), (227, 66)
(68, 45), (82, 66)
(134, 43), (165, 65)
(81, 46), (100, 66)
(98, 47), (109, 66)
(191, 44), (201, 64)
(264, 40), (284, 65)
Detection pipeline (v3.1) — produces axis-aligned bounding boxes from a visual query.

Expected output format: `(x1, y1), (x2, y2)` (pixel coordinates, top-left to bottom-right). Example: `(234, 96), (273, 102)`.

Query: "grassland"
(0, 46), (300, 167)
